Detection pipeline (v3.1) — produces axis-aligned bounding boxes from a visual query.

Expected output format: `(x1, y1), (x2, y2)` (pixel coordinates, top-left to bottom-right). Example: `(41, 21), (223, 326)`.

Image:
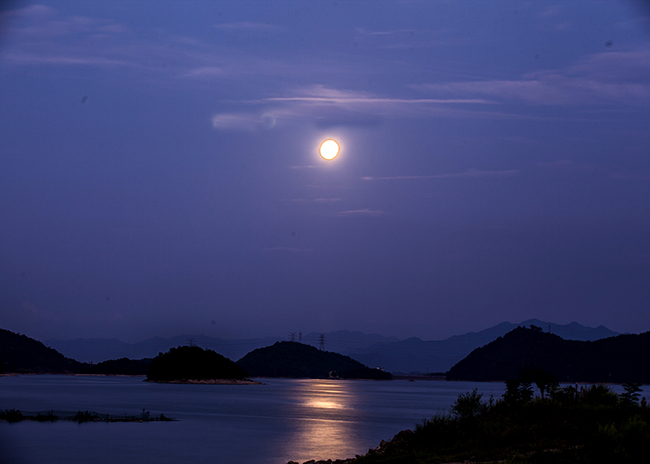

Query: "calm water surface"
(0, 375), (504, 464)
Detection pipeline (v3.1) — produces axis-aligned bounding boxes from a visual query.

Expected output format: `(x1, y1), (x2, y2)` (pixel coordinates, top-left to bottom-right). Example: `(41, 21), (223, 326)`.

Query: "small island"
(237, 341), (392, 380)
(146, 345), (260, 384)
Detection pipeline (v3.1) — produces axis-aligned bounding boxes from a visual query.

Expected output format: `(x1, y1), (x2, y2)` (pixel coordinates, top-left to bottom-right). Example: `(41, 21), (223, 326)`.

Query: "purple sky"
(1, 1), (649, 343)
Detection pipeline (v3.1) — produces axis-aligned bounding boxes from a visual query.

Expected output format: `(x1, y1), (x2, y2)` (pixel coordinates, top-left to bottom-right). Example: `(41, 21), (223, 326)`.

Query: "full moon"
(319, 139), (339, 160)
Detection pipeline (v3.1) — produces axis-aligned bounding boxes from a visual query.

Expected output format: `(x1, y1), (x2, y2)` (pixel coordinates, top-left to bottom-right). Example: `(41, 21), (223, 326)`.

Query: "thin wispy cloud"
(1, 4), (56, 18)
(207, 85), (493, 130)
(183, 66), (225, 77)
(415, 47), (650, 106)
(211, 113), (276, 131)
(337, 209), (384, 217)
(0, 6), (185, 73)
(261, 85), (490, 106)
(353, 26), (469, 50)
(1, 5), (254, 79)
(362, 169), (520, 181)
(213, 22), (280, 31)
(313, 198), (342, 203)
(2, 52), (132, 67)
(263, 246), (313, 253)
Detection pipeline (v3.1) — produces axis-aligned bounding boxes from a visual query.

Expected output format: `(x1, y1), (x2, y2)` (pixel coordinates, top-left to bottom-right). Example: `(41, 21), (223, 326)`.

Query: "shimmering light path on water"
(1, 376), (507, 464)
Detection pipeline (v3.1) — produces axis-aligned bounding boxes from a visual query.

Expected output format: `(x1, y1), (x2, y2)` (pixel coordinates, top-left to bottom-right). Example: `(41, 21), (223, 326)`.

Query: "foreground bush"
(353, 384), (650, 464)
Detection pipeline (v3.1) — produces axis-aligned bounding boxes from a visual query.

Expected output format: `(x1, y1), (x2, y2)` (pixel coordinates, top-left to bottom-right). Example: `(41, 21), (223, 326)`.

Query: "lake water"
(1, 375), (504, 464)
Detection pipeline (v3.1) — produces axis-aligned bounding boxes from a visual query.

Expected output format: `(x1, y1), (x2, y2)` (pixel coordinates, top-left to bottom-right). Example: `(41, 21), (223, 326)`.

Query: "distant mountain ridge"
(44, 334), (284, 364)
(348, 319), (620, 373)
(43, 320), (619, 372)
(44, 330), (399, 364)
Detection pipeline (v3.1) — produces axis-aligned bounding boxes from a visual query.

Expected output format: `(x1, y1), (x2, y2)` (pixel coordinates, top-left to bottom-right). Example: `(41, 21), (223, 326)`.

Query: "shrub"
(452, 388), (486, 420)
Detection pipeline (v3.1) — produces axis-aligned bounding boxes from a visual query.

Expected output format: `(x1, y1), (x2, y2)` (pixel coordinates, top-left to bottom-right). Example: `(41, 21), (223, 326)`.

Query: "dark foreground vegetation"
(342, 382), (650, 464)
(237, 341), (392, 379)
(0, 408), (174, 423)
(146, 345), (249, 382)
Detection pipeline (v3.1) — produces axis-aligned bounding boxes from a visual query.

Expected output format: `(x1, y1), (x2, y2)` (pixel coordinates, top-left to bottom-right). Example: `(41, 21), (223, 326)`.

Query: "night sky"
(1, 1), (649, 343)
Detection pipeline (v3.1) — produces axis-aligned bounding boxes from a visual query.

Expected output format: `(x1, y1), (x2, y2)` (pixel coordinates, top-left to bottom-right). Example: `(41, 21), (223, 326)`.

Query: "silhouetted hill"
(237, 341), (392, 379)
(44, 337), (134, 363)
(44, 334), (288, 363)
(40, 320), (620, 374)
(447, 326), (650, 383)
(146, 346), (248, 382)
(0, 329), (82, 374)
(350, 319), (620, 373)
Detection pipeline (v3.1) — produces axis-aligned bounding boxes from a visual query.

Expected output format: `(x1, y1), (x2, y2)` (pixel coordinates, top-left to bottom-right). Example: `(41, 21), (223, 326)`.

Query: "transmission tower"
(318, 333), (325, 351)
(299, 332), (302, 343)
(289, 332), (296, 342)
(187, 338), (196, 347)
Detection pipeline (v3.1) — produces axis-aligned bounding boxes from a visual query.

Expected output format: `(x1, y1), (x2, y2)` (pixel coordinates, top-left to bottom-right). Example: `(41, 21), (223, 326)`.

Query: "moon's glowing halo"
(319, 139), (340, 160)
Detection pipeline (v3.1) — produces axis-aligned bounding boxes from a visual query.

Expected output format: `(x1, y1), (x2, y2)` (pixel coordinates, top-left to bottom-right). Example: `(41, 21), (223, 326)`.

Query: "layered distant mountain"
(44, 330), (399, 364)
(447, 326), (650, 383)
(43, 320), (619, 373)
(44, 335), (283, 364)
(348, 319), (620, 374)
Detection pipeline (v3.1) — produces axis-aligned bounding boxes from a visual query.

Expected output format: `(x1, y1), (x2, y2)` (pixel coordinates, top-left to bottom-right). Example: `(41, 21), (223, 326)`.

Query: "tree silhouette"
(620, 382), (643, 406)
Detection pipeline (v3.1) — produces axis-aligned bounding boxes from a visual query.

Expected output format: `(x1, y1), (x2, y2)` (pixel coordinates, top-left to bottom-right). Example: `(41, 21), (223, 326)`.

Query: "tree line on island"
(2, 325), (650, 384)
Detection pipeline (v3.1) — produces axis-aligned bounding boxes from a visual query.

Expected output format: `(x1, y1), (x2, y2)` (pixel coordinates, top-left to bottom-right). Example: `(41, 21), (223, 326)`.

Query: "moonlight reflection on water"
(0, 376), (509, 464)
(287, 381), (361, 461)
